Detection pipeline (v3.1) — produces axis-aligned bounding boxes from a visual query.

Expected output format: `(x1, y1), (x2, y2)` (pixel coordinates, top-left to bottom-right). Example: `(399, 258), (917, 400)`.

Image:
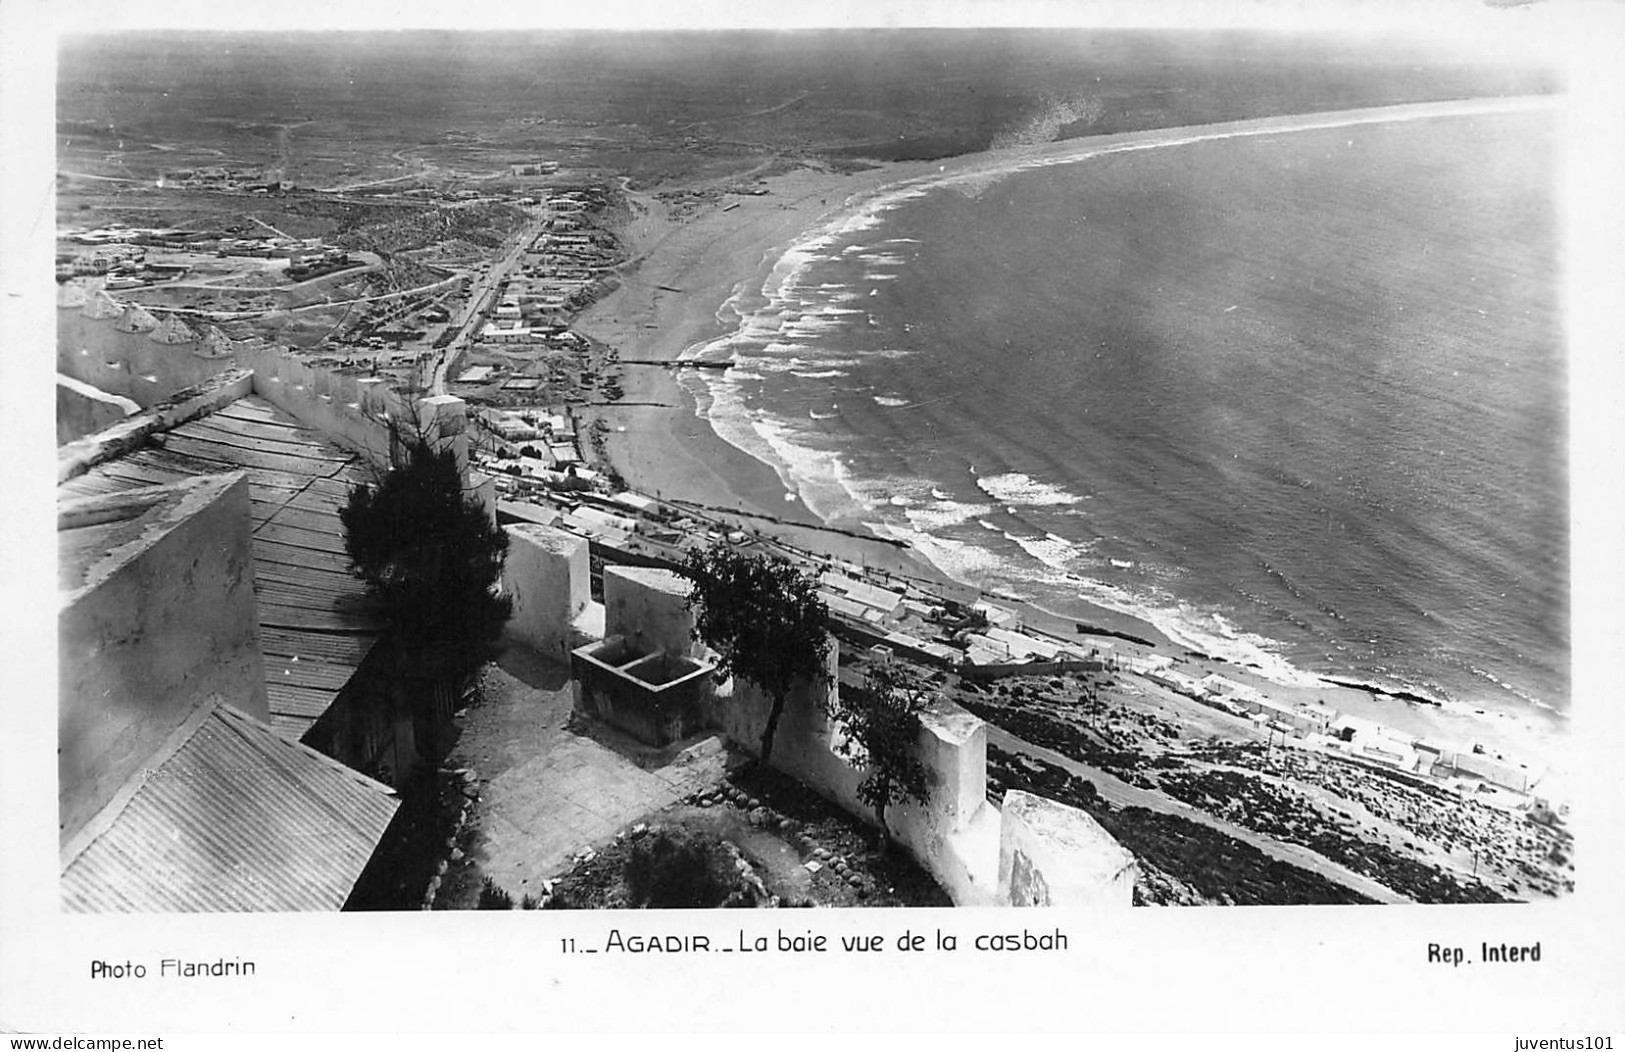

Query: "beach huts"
(1452, 751), (1532, 793)
(819, 570), (907, 626)
(1147, 667), (1205, 698)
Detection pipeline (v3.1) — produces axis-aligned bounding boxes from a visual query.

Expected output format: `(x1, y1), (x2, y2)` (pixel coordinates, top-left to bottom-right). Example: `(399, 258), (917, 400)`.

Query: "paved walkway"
(452, 641), (737, 897)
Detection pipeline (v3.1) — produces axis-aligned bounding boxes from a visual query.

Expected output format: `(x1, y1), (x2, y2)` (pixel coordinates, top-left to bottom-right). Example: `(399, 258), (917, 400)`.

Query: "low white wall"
(710, 643), (1001, 905)
(881, 701), (1002, 906)
(501, 524), (590, 664)
(602, 565), (695, 658)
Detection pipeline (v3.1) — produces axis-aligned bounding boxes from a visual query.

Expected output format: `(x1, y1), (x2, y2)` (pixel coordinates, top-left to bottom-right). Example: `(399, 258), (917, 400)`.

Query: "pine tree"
(340, 436), (511, 688)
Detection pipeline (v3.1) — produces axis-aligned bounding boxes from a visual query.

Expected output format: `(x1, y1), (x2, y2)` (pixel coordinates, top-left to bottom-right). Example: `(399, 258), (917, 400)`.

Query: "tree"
(340, 431), (511, 690)
(828, 660), (932, 851)
(682, 543), (830, 765)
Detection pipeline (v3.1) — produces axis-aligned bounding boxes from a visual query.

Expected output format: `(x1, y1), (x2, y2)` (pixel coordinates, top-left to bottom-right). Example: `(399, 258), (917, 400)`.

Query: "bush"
(827, 661), (931, 845)
(478, 877), (514, 910)
(622, 830), (737, 909)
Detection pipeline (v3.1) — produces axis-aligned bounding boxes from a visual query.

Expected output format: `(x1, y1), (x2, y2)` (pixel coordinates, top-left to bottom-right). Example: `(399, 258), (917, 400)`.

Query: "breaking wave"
(976, 472), (1085, 507)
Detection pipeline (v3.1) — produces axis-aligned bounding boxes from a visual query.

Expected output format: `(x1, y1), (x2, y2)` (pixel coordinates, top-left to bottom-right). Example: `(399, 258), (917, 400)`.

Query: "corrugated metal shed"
(58, 395), (380, 739)
(61, 703), (399, 912)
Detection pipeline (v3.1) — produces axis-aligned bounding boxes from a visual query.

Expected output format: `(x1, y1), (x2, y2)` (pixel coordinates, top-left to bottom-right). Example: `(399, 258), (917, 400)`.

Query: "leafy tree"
(828, 660), (933, 850)
(340, 433), (511, 687)
(682, 543), (830, 765)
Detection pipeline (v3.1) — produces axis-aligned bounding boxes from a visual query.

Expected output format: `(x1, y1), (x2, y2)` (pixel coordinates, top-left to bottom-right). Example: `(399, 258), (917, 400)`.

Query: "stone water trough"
(570, 634), (716, 747)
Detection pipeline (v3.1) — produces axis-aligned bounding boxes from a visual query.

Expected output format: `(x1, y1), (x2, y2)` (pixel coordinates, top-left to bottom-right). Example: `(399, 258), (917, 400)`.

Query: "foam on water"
(976, 471), (1085, 507)
(905, 499), (994, 533)
(867, 519), (1028, 583)
(858, 486), (1328, 689)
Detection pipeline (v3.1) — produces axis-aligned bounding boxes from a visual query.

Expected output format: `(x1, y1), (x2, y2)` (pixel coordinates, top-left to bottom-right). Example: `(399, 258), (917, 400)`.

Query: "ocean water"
(684, 109), (1567, 758)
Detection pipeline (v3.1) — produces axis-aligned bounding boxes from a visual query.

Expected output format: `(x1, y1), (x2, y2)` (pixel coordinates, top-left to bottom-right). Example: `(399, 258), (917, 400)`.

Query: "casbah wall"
(57, 370), (255, 484)
(711, 645), (1002, 905)
(58, 304), (408, 469)
(58, 472), (269, 846)
(56, 375), (138, 446)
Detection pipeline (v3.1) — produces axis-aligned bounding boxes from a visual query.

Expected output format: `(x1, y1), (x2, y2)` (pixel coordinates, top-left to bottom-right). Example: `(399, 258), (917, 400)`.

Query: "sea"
(680, 107), (1568, 771)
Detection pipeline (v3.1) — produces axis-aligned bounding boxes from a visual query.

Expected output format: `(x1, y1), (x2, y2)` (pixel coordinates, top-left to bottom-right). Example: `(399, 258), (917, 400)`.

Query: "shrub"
(478, 877), (514, 910)
(622, 830), (738, 909)
(827, 661), (931, 847)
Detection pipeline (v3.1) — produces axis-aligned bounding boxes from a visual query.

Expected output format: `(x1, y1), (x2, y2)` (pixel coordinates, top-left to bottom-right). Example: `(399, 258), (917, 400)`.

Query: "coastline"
(570, 98), (1569, 796)
(576, 161), (1180, 638)
(574, 168), (879, 533)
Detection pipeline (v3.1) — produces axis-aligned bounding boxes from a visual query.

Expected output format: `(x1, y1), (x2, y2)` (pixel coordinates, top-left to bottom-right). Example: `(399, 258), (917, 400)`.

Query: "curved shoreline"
(586, 93), (1560, 532)
(573, 95), (1567, 787)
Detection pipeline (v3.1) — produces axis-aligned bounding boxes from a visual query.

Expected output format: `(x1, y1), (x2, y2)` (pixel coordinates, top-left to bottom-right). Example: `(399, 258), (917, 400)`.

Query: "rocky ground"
(491, 765), (951, 910)
(958, 669), (1574, 905)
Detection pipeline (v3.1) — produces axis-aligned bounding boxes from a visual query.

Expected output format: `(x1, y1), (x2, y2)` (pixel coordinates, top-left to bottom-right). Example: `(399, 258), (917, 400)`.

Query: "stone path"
(451, 641), (738, 897)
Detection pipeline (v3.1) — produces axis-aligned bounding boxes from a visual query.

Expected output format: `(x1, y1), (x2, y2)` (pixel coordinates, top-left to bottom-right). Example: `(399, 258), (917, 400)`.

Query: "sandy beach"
(569, 98), (1568, 793)
(573, 162), (965, 589)
(574, 166), (889, 531)
(574, 152), (1199, 627)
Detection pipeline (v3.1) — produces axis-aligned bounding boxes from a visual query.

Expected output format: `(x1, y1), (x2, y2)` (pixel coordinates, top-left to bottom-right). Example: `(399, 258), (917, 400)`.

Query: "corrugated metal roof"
(61, 703), (399, 912)
(820, 591), (869, 622)
(58, 396), (381, 739)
